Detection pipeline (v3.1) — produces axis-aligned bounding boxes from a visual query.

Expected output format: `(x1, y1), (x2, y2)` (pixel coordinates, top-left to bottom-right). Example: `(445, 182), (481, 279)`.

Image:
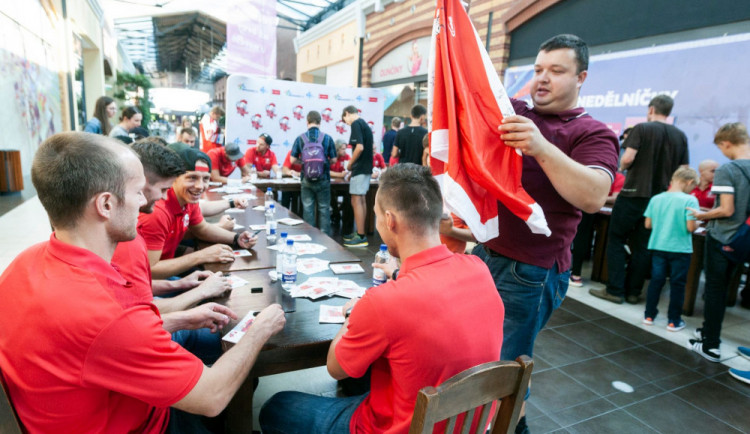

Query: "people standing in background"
(200, 106), (224, 152)
(83, 96), (116, 136)
(391, 105), (428, 166)
(342, 105), (374, 247)
(382, 117), (400, 166)
(109, 106), (143, 139)
(691, 159), (720, 209)
(180, 117), (198, 141)
(244, 133), (280, 179)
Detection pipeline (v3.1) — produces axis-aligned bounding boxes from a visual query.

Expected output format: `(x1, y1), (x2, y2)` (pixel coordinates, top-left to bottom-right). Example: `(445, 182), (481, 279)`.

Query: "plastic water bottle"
(275, 232), (288, 280)
(281, 239), (298, 290)
(372, 244), (390, 286)
(265, 187), (274, 212)
(265, 203), (277, 235)
(249, 164), (258, 182)
(267, 227), (277, 245)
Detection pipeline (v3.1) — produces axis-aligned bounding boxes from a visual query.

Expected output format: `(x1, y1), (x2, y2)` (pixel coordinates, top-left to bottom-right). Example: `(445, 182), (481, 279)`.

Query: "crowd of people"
(0, 31), (748, 434)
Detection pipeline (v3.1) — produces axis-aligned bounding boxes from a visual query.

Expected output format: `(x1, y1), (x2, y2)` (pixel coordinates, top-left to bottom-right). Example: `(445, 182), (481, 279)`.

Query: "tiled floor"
(2, 192), (750, 433)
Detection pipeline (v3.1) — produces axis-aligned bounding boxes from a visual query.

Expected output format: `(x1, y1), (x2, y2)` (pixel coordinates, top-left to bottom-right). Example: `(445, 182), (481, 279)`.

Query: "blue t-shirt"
(382, 129), (397, 164)
(644, 191), (699, 253)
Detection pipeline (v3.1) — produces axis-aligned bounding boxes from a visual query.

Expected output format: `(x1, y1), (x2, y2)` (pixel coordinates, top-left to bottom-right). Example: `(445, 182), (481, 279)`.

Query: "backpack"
(300, 132), (326, 181)
(721, 162), (750, 264)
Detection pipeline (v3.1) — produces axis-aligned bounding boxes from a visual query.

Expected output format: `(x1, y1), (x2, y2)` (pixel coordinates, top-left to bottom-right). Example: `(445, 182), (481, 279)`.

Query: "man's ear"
(94, 192), (115, 219)
(576, 70), (587, 89)
(385, 209), (397, 233)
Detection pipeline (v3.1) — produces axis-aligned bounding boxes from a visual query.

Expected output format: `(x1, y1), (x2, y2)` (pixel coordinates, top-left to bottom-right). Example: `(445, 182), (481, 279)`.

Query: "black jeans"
(571, 212), (596, 276)
(606, 196), (651, 297)
(702, 233), (741, 349)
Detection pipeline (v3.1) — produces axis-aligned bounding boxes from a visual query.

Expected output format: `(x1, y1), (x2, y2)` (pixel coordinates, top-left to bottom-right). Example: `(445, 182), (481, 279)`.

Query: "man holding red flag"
(430, 2), (618, 431)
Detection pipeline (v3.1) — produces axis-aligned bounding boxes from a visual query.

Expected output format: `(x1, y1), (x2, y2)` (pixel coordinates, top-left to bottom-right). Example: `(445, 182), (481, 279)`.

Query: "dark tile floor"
(0, 176), (36, 218)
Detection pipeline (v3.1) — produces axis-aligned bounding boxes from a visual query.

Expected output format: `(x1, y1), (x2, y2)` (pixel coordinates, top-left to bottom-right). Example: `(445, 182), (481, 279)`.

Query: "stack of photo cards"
(287, 234), (312, 242)
(291, 277), (366, 300)
(222, 310), (257, 343)
(295, 243), (327, 255)
(297, 258), (330, 275)
(277, 218), (304, 226)
(226, 274), (249, 289)
(210, 186), (244, 194)
(330, 263), (365, 274)
(319, 305), (346, 324)
(252, 205), (266, 211)
(222, 193), (257, 201)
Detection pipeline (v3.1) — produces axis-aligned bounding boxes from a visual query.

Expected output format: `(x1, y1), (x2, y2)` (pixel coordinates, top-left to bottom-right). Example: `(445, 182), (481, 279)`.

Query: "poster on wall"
(225, 75), (385, 165)
(504, 33), (750, 167)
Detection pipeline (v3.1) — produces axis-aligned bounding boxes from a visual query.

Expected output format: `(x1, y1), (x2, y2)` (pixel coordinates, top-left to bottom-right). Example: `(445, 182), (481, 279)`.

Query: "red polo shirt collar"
(47, 233), (127, 286)
(399, 244), (453, 277)
(164, 187), (186, 215)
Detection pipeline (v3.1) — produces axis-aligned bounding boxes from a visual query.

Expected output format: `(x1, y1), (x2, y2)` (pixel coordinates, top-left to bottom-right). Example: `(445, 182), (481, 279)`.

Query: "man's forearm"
(154, 287), (207, 314)
(349, 145), (363, 166)
(192, 223), (235, 246)
(199, 200), (231, 217)
(151, 253), (205, 279)
(536, 145), (611, 213)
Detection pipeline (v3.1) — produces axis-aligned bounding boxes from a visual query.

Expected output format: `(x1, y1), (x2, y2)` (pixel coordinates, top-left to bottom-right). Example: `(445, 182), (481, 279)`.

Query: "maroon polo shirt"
(484, 99), (619, 271)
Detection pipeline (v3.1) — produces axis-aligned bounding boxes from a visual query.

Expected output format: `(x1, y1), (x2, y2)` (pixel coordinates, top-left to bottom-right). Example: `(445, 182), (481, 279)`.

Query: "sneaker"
(589, 288), (624, 304)
(569, 276), (583, 287)
(667, 320), (686, 332)
(737, 346), (750, 361)
(689, 339), (720, 362)
(343, 234), (368, 247)
(693, 328), (704, 340)
(642, 317), (654, 326)
(342, 232), (357, 241)
(626, 295), (641, 304)
(728, 368), (750, 385)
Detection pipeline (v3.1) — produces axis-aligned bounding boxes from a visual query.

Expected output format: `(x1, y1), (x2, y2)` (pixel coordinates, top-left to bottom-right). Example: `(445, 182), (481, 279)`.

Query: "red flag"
(428, 0), (549, 241)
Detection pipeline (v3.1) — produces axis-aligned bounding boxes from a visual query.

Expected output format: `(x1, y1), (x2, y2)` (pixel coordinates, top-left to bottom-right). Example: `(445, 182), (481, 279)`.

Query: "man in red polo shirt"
(0, 132), (285, 433)
(207, 141), (250, 183)
(244, 133), (280, 178)
(138, 147), (258, 279)
(260, 164), (503, 433)
(691, 159), (719, 209)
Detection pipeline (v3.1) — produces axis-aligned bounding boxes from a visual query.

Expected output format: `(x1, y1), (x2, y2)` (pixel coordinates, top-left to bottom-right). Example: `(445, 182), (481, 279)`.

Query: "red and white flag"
(428, 0), (549, 241)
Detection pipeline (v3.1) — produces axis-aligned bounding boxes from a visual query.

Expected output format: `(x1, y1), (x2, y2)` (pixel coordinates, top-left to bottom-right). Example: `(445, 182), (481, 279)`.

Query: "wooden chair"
(409, 356), (533, 434)
(0, 367), (23, 434)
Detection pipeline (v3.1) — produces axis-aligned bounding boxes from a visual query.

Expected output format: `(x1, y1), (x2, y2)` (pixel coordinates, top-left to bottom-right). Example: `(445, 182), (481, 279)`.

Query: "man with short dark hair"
(244, 133), (280, 179)
(138, 147), (258, 279)
(382, 116), (400, 165)
(592, 94), (689, 304)
(472, 34), (619, 433)
(342, 105), (373, 247)
(207, 141), (250, 184)
(291, 111), (337, 235)
(260, 164), (503, 433)
(391, 104), (427, 166)
(0, 132), (286, 432)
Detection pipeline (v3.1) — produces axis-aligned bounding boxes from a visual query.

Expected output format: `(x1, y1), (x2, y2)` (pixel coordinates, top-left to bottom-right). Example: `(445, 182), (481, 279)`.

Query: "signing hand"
(218, 215), (235, 231)
(182, 303), (238, 333)
(197, 271), (232, 299)
(176, 270), (212, 290)
(236, 231), (258, 249)
(341, 297), (360, 317)
(201, 244), (236, 263)
(234, 198), (249, 209)
(251, 304), (286, 340)
(498, 115), (552, 158)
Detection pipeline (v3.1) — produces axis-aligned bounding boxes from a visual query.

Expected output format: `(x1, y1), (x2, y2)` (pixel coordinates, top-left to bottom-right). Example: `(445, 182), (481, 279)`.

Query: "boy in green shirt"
(642, 166), (699, 331)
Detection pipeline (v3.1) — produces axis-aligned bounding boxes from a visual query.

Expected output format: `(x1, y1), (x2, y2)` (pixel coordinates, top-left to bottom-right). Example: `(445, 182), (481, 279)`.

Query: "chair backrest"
(0, 367), (23, 434)
(409, 356), (533, 434)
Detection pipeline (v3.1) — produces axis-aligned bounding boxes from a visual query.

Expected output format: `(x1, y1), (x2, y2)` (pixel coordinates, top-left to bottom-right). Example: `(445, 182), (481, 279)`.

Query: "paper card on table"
(293, 277), (339, 299)
(267, 244), (282, 251)
(223, 310), (257, 343)
(222, 194), (258, 201)
(225, 208), (245, 214)
(233, 249), (253, 257)
(297, 258), (331, 275)
(286, 234), (312, 242)
(208, 181), (222, 186)
(233, 224), (245, 231)
(294, 243), (327, 255)
(319, 305), (346, 324)
(252, 205), (266, 211)
(226, 274), (249, 289)
(210, 186), (244, 194)
(330, 263), (365, 274)
(278, 218), (304, 226)
(249, 224), (267, 231)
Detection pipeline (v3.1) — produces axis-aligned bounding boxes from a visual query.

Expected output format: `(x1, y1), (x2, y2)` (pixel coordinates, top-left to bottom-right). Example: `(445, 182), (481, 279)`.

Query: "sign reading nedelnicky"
(371, 37), (430, 84)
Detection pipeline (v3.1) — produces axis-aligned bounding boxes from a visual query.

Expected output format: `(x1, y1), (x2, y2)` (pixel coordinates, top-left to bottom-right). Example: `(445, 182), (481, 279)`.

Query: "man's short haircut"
(391, 117), (401, 129)
(714, 122), (750, 145)
(672, 166), (698, 184)
(210, 106), (225, 117)
(539, 34), (589, 74)
(131, 139), (186, 180)
(180, 127), (196, 137)
(307, 110), (322, 125)
(334, 139), (347, 151)
(342, 105), (358, 117)
(177, 147), (212, 172)
(648, 95), (674, 117)
(411, 104), (427, 119)
(120, 106), (141, 122)
(377, 163), (443, 234)
(32, 132), (130, 230)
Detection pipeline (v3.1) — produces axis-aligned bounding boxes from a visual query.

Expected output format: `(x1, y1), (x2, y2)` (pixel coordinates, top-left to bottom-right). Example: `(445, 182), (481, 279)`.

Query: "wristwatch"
(391, 268), (399, 281)
(232, 233), (241, 249)
(229, 198), (235, 208)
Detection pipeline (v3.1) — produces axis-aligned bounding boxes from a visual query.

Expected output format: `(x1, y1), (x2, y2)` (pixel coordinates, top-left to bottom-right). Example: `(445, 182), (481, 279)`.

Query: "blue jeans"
(301, 178), (332, 236)
(172, 328), (222, 365)
(472, 245), (569, 360)
(259, 391), (366, 434)
(644, 250), (691, 323)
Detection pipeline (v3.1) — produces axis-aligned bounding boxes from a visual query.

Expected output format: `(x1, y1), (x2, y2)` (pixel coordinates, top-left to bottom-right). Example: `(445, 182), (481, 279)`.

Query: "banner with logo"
(225, 75), (385, 164)
(504, 34), (750, 166)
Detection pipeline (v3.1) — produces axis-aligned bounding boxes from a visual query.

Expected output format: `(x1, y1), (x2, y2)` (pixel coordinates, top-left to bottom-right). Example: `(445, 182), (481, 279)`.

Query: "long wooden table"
(199, 188), (374, 431)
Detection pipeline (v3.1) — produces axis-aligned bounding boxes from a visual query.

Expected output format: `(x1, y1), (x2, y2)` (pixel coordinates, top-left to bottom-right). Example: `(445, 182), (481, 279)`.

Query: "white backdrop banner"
(226, 75), (385, 164)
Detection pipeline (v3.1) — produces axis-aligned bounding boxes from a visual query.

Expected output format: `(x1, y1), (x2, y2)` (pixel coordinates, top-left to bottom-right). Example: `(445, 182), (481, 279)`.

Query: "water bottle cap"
(270, 203), (275, 209)
(380, 244), (388, 251)
(270, 228), (276, 234)
(267, 187), (272, 192)
(286, 239), (294, 245)
(251, 164), (256, 168)
(280, 232), (288, 238)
